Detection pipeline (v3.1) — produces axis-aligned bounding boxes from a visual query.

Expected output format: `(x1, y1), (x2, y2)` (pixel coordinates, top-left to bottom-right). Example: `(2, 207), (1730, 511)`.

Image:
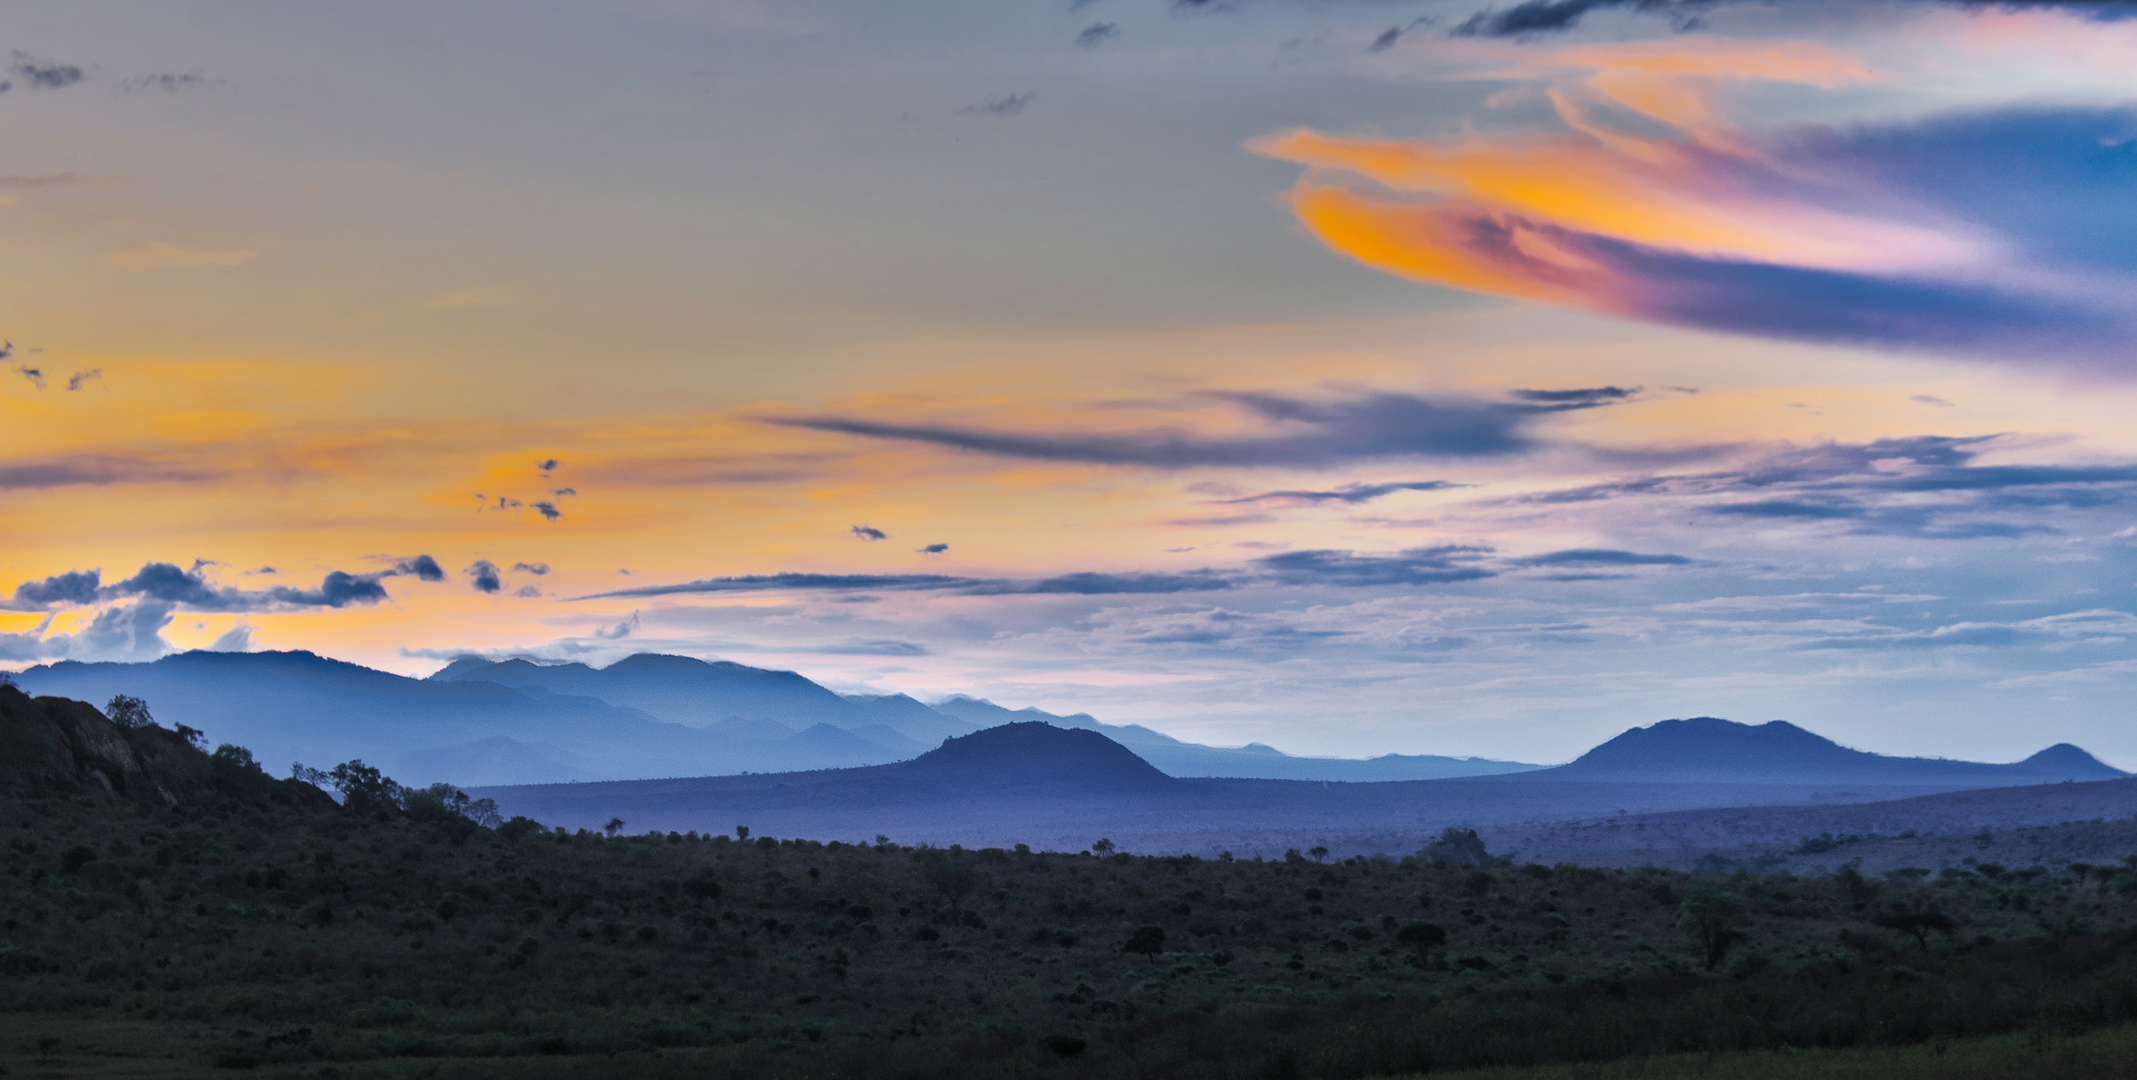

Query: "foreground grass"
(8, 1014), (2137, 1080)
(1416, 1022), (2137, 1080)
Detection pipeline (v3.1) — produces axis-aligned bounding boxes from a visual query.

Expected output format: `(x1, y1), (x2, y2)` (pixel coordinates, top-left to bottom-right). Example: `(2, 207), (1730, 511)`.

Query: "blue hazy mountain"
(929, 695), (1543, 780)
(1516, 717), (2126, 785)
(10, 651), (927, 787)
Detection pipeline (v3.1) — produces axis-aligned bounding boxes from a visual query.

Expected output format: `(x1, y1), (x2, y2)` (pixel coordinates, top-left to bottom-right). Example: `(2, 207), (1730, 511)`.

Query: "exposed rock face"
(0, 684), (173, 804)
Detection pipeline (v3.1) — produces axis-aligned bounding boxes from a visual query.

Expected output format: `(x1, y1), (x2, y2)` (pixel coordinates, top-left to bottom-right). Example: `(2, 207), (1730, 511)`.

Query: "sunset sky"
(9, 0), (2137, 767)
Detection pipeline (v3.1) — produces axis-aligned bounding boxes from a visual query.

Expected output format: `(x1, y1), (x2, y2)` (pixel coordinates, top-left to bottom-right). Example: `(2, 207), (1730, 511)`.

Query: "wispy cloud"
(776, 388), (1620, 468)
(112, 240), (258, 270)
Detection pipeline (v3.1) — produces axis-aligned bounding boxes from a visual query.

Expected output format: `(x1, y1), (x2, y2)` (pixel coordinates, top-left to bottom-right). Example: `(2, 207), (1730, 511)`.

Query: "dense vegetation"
(7, 686), (2137, 1079)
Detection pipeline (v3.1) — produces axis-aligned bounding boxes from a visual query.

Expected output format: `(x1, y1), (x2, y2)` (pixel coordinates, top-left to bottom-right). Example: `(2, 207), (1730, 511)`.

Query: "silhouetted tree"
(1678, 886), (1747, 970)
(1091, 838), (1115, 855)
(1420, 828), (1492, 867)
(1875, 903), (1957, 952)
(604, 817), (626, 838)
(913, 848), (983, 914)
(1123, 924), (1165, 963)
(105, 694), (152, 729)
(1308, 846), (1330, 864)
(1396, 921), (1446, 965)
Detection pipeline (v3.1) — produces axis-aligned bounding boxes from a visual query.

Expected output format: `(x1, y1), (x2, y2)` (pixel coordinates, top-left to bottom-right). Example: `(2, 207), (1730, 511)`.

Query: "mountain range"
(9, 650), (1537, 786)
(468, 719), (2129, 856)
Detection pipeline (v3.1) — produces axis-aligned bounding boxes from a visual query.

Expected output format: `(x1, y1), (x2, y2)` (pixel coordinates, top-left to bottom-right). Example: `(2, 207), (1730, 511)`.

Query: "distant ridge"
(1521, 717), (2125, 786)
(903, 722), (1175, 793)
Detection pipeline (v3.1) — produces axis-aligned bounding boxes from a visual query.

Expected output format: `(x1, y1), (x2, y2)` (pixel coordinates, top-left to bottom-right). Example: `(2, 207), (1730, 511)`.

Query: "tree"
(1123, 924), (1166, 962)
(293, 760), (405, 817)
(912, 848), (983, 914)
(1677, 886), (1747, 970)
(1875, 903), (1957, 952)
(1091, 838), (1115, 855)
(736, 825), (750, 841)
(604, 818), (626, 838)
(1396, 921), (1447, 965)
(1308, 846), (1330, 864)
(1420, 828), (1492, 867)
(105, 694), (152, 729)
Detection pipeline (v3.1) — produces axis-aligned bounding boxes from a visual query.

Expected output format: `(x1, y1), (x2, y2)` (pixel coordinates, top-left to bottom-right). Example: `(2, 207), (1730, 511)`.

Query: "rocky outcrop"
(0, 684), (174, 804)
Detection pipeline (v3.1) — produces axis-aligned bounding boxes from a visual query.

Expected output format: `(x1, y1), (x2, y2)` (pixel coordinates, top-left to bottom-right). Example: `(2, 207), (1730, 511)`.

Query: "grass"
(1413, 1022), (2137, 1080)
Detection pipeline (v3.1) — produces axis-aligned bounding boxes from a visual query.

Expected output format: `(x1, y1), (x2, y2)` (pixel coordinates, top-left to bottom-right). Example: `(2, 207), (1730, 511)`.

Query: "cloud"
(1252, 545), (1498, 587)
(112, 241), (257, 270)
(389, 555), (446, 582)
(918, 543), (950, 555)
(574, 572), (976, 600)
(0, 454), (214, 489)
(1224, 479), (1466, 506)
(121, 72), (215, 94)
(595, 611), (641, 639)
(1520, 434), (2137, 539)
(515, 585), (544, 598)
(11, 569), (101, 608)
(73, 602), (175, 662)
(1021, 571), (1232, 595)
(1076, 23), (1118, 47)
(6, 55), (85, 91)
(466, 560), (503, 594)
(1912, 395), (1956, 407)
(209, 624), (253, 652)
(1510, 548), (1692, 567)
(1252, 48), (2137, 370)
(537, 458), (560, 473)
(13, 365), (43, 390)
(532, 501), (562, 521)
(91, 561), (393, 611)
(778, 388), (1616, 468)
(1451, 0), (1713, 39)
(1511, 386), (1637, 406)
(801, 639), (930, 656)
(1799, 609), (2137, 651)
(958, 92), (1033, 117)
(1369, 26), (1405, 51)
(852, 525), (889, 541)
(512, 562), (551, 575)
(65, 369), (101, 391)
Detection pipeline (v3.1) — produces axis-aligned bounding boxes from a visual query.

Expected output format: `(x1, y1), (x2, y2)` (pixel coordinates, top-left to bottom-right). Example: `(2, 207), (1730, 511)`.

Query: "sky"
(9, 0), (2137, 767)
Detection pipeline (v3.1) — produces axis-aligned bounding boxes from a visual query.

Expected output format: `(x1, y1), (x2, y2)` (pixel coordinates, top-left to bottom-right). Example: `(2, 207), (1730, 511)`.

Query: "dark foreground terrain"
(9, 685), (2137, 1079)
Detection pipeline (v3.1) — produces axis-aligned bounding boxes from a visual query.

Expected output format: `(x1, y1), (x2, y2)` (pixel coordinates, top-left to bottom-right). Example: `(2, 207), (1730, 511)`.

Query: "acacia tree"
(1875, 902), (1957, 951)
(1677, 887), (1747, 970)
(105, 695), (152, 729)
(1396, 921), (1447, 966)
(912, 848), (984, 916)
(1123, 925), (1165, 963)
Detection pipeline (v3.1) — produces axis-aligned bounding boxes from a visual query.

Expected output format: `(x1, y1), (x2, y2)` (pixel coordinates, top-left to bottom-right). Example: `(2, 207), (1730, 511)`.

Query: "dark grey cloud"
(1369, 26), (1404, 51)
(65, 369), (101, 391)
(270, 571), (390, 608)
(1253, 545), (1498, 587)
(1510, 386), (1637, 406)
(512, 562), (551, 576)
(1076, 23), (1118, 46)
(122, 73), (214, 94)
(1511, 548), (1691, 567)
(5, 55), (85, 91)
(918, 543), (950, 555)
(0, 454), (214, 489)
(537, 458), (559, 473)
(11, 569), (100, 607)
(13, 365), (43, 389)
(532, 500), (562, 521)
(466, 560), (503, 594)
(389, 555), (446, 582)
(852, 525), (889, 541)
(958, 92), (1033, 117)
(1224, 479), (1466, 506)
(1521, 434), (2137, 539)
(776, 388), (1620, 469)
(1454, 0), (2137, 40)
(1024, 571), (1233, 595)
(575, 572), (979, 601)
(16, 561), (398, 611)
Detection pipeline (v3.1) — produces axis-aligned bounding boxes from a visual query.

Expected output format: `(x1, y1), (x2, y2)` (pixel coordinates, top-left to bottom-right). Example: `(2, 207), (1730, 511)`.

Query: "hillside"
(9, 651), (919, 786)
(1516, 717), (2125, 786)
(9, 688), (2137, 1079)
